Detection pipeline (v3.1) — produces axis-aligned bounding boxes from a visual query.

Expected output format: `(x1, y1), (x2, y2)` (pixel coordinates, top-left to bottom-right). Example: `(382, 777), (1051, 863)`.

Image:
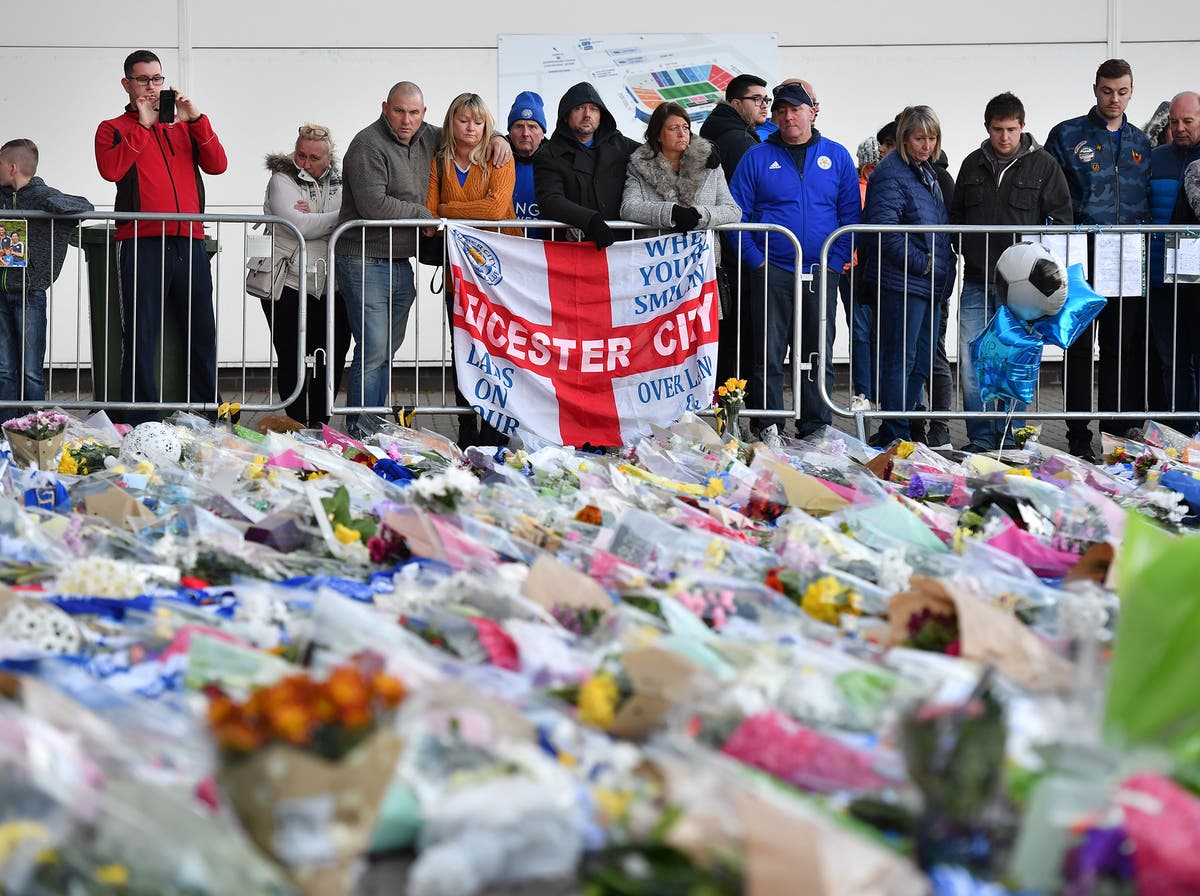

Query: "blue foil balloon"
(1033, 263), (1107, 349)
(969, 304), (1043, 405)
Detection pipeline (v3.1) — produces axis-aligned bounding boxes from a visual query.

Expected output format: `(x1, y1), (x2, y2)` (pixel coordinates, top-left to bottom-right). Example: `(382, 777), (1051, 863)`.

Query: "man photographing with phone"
(95, 49), (228, 424)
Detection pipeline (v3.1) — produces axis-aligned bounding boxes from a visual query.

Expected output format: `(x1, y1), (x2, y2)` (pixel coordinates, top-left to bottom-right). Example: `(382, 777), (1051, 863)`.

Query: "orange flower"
(310, 693), (338, 723)
(267, 702), (314, 746)
(574, 505), (603, 526)
(326, 666), (370, 711)
(215, 719), (266, 754)
(340, 704), (371, 730)
(207, 693), (239, 727)
(372, 672), (407, 708)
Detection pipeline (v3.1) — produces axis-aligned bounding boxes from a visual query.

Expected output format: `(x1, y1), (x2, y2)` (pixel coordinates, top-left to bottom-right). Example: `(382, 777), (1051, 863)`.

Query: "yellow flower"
(578, 671), (620, 729)
(58, 453), (79, 475)
(94, 864), (130, 886)
(0, 820), (52, 867)
(704, 476), (725, 498)
(1006, 467), (1033, 477)
(593, 786), (635, 822)
(334, 523), (362, 544)
(717, 385), (729, 397)
(246, 454), (269, 480)
(895, 441), (917, 459)
(800, 575), (860, 625)
(1167, 447), (1179, 459)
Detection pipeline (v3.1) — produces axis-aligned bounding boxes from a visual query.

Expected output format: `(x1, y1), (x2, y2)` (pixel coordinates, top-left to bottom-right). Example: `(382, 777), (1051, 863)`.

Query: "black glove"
(586, 214), (615, 249)
(671, 204), (702, 233)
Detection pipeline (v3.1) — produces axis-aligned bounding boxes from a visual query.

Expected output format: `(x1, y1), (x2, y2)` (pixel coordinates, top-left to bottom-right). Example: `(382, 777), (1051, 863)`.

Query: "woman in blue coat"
(862, 106), (955, 444)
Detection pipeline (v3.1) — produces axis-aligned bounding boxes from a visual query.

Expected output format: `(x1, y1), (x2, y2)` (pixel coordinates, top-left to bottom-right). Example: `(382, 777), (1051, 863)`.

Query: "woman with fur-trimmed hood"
(620, 101), (741, 263)
(259, 122), (351, 427)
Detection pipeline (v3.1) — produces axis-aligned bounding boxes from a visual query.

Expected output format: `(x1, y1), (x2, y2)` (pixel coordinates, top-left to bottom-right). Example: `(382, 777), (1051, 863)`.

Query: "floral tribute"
(206, 653), (406, 761)
(2, 409), (69, 441)
(713, 377), (746, 438)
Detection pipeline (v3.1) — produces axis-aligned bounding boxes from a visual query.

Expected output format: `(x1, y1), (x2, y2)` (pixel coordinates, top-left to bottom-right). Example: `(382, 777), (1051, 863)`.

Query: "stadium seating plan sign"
(499, 34), (779, 136)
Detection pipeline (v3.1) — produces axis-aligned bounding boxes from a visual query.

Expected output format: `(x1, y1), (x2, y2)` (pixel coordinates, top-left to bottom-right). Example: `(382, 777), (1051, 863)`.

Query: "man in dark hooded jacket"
(534, 82), (640, 248)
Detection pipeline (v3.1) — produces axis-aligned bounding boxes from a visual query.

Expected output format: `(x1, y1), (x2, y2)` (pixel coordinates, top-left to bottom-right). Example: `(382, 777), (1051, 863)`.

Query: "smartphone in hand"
(157, 89), (176, 124)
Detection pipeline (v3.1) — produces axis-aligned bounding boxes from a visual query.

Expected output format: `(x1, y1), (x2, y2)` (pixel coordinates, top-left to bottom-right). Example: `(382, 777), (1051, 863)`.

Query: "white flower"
(408, 465), (482, 512)
(1140, 487), (1187, 525)
(55, 557), (155, 598)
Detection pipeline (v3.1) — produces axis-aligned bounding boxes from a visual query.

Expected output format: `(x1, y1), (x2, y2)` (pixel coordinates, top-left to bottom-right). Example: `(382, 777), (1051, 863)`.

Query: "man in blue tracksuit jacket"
(1147, 91), (1200, 427)
(729, 81), (860, 444)
(1045, 58), (1151, 460)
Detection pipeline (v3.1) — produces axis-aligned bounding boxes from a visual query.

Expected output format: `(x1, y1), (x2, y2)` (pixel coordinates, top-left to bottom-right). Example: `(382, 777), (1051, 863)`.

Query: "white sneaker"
(849, 394), (873, 412)
(757, 424), (785, 451)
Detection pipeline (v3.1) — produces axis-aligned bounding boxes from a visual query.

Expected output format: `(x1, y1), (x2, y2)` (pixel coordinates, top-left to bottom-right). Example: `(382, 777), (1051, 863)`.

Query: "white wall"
(6, 1), (1198, 366)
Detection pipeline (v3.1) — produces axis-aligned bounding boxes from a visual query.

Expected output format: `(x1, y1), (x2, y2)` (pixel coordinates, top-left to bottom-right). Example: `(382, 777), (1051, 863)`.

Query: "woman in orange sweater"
(426, 93), (517, 447)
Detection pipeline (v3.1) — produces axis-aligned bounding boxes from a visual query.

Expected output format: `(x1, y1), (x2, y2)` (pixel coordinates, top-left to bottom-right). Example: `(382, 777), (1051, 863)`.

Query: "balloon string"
(1000, 401), (1018, 455)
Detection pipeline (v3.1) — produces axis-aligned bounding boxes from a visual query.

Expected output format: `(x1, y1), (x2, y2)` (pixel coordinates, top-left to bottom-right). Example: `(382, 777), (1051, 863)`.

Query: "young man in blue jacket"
(729, 81), (861, 447)
(1045, 58), (1151, 461)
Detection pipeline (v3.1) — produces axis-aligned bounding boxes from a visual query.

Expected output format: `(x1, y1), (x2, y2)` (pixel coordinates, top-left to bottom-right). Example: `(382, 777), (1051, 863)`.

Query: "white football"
(994, 241), (1068, 321)
(123, 421), (182, 466)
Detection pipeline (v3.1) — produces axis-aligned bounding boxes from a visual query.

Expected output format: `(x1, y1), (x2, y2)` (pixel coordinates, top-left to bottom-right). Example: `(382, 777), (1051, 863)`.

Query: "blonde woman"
(261, 122), (351, 427)
(425, 93), (517, 447)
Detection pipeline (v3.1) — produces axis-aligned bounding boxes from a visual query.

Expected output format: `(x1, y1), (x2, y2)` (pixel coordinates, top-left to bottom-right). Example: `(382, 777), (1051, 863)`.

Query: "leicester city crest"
(453, 230), (503, 286)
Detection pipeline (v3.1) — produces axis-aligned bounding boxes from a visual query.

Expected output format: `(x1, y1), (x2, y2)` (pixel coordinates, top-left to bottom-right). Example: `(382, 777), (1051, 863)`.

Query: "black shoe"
(1068, 437), (1097, 463)
(867, 429), (892, 449)
(961, 442), (991, 454)
(925, 424), (952, 450)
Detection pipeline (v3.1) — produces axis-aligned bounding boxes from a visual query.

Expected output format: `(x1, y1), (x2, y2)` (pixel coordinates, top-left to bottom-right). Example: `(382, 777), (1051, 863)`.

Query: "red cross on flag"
(446, 224), (720, 447)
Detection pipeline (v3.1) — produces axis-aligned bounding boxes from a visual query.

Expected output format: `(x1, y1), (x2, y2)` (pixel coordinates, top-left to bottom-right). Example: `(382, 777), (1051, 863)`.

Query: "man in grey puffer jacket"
(0, 138), (93, 404)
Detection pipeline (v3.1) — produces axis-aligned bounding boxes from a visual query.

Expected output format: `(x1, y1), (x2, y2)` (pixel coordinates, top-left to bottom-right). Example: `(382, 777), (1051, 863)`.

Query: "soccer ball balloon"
(123, 421), (182, 466)
(994, 241), (1068, 322)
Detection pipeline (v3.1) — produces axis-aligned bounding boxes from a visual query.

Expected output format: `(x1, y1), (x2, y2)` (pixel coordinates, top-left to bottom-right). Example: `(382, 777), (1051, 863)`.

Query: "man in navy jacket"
(729, 82), (861, 446)
(1045, 58), (1151, 460)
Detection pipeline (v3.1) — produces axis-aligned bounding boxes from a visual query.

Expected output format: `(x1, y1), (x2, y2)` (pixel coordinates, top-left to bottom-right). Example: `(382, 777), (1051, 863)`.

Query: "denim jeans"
(118, 237), (218, 425)
(745, 263), (836, 436)
(337, 255), (416, 435)
(838, 266), (874, 399)
(958, 280), (1025, 449)
(876, 287), (939, 442)
(0, 288), (47, 404)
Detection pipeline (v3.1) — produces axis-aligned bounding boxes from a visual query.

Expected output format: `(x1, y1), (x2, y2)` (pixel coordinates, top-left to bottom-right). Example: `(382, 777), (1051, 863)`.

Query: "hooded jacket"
(862, 149), (955, 302)
(533, 82), (640, 237)
(262, 153), (343, 299)
(698, 102), (760, 182)
(619, 138), (741, 262)
(0, 177), (94, 293)
(95, 108), (226, 241)
(337, 116), (439, 259)
(950, 132), (1074, 281)
(1044, 108), (1150, 226)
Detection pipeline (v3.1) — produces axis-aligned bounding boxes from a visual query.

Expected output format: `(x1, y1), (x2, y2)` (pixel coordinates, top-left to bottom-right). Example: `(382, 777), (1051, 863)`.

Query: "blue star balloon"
(969, 304), (1043, 405)
(1032, 263), (1108, 349)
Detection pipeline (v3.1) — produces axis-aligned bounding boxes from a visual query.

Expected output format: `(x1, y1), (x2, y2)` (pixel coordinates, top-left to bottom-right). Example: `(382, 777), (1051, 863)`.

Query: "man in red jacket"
(95, 49), (228, 423)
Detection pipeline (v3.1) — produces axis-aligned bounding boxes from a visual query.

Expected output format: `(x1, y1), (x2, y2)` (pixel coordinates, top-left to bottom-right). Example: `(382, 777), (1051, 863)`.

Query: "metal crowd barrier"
(0, 211), (306, 419)
(817, 223), (1200, 447)
(325, 219), (803, 433)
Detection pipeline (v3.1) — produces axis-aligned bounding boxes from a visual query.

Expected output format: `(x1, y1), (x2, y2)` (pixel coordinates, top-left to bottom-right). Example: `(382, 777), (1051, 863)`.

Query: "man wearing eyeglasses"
(95, 49), (228, 424)
(700, 74), (769, 182)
